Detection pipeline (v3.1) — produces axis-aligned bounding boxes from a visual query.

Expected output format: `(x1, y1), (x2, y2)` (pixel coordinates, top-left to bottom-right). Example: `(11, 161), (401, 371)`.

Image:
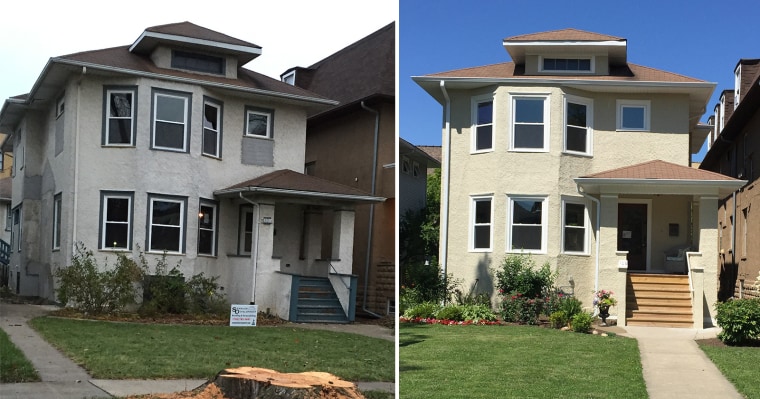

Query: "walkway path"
(602, 325), (743, 399)
(0, 302), (394, 398)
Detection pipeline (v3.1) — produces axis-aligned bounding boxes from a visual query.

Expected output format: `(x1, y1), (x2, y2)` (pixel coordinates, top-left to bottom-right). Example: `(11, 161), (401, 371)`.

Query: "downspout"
(238, 192), (260, 305)
(360, 100), (382, 318)
(439, 81), (451, 280)
(578, 186), (601, 314)
(71, 66), (86, 253)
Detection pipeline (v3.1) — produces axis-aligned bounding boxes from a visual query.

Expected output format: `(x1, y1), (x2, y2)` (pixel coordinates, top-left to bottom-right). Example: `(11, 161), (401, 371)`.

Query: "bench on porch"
(663, 245), (690, 274)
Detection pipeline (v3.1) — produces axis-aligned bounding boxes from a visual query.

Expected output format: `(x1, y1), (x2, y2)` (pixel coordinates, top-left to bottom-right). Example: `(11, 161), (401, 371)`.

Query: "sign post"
(230, 304), (258, 327)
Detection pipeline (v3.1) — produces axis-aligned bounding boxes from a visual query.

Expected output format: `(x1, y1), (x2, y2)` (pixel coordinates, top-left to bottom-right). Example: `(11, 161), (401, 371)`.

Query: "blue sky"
(399, 0), (760, 162)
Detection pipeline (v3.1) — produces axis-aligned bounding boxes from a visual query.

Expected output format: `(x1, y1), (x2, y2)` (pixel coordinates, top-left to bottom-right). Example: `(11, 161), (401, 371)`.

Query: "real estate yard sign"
(230, 304), (258, 327)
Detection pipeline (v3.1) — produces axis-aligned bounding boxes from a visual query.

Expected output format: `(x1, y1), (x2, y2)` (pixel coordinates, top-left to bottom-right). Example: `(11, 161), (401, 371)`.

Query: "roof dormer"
(502, 28), (627, 76)
(129, 21), (262, 79)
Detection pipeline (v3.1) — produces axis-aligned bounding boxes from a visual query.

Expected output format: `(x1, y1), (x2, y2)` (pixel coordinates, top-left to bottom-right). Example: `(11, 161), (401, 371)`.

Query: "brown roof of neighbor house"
(218, 169), (383, 202)
(417, 146), (442, 164)
(582, 160), (738, 181)
(504, 28), (624, 42)
(143, 21), (261, 49)
(424, 61), (706, 83)
(289, 22), (394, 110)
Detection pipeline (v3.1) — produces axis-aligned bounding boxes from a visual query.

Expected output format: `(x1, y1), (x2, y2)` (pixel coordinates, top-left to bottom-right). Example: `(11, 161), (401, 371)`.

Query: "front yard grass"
(400, 323), (647, 399)
(30, 317), (393, 383)
(699, 342), (760, 399)
(0, 328), (40, 383)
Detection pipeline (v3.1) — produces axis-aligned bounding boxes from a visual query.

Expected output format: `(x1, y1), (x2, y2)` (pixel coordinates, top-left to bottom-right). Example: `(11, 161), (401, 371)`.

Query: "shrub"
(715, 298), (760, 345)
(500, 294), (545, 325)
(186, 273), (229, 315)
(460, 304), (497, 323)
(55, 244), (143, 315)
(495, 254), (554, 298)
(549, 311), (569, 329)
(403, 302), (441, 319)
(571, 312), (593, 333)
(559, 296), (584, 318)
(434, 305), (463, 321)
(455, 290), (492, 307)
(400, 261), (460, 309)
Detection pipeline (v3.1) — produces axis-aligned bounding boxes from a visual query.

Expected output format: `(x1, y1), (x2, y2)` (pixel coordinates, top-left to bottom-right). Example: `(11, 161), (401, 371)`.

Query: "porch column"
(696, 196), (719, 326)
(303, 209), (323, 266)
(331, 209), (355, 275)
(253, 203), (276, 306)
(599, 195), (627, 324)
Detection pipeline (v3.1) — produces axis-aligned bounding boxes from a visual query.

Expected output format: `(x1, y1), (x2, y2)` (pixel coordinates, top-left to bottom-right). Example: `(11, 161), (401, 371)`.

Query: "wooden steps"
(626, 274), (693, 328)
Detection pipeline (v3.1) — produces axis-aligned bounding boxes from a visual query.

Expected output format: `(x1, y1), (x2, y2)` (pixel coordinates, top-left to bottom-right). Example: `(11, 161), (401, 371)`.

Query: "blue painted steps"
(295, 277), (349, 323)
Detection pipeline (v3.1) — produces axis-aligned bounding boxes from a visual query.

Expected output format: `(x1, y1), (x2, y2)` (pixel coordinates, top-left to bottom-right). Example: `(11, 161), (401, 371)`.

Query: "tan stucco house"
(413, 29), (745, 328)
(0, 22), (384, 322)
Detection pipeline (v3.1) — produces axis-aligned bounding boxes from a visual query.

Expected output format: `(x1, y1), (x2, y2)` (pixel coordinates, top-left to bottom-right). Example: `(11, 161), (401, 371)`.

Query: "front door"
(618, 203), (648, 271)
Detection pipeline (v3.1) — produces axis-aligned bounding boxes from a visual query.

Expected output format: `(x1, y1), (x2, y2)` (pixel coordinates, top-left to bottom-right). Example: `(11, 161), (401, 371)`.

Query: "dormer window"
(171, 50), (225, 75)
(541, 57), (593, 73)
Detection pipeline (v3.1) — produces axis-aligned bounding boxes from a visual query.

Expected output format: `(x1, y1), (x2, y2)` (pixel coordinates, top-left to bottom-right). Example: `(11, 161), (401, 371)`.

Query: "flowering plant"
(593, 289), (617, 308)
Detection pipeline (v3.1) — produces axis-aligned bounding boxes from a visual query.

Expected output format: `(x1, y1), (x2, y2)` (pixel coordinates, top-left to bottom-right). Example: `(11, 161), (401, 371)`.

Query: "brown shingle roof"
(504, 28), (624, 42)
(418, 146), (442, 164)
(425, 61), (706, 83)
(143, 21), (260, 49)
(223, 169), (379, 198)
(582, 160), (738, 181)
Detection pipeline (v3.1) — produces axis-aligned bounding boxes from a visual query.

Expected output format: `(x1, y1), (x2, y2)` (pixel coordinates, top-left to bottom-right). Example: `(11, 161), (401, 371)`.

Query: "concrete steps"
(626, 273), (693, 328)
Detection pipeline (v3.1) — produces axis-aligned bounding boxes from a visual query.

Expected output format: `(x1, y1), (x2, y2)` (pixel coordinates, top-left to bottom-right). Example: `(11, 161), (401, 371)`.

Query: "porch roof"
(574, 160), (746, 197)
(214, 169), (385, 204)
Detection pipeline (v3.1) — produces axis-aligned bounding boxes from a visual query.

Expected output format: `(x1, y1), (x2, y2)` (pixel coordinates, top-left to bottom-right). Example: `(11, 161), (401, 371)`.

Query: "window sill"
(562, 151), (593, 158)
(99, 248), (131, 253)
(202, 153), (222, 161)
(560, 252), (591, 257)
(506, 250), (546, 255)
(243, 135), (273, 141)
(470, 149), (494, 154)
(509, 148), (550, 153)
(615, 129), (650, 133)
(150, 146), (189, 153)
(469, 249), (493, 253)
(197, 254), (217, 259)
(102, 144), (136, 148)
(146, 251), (185, 256)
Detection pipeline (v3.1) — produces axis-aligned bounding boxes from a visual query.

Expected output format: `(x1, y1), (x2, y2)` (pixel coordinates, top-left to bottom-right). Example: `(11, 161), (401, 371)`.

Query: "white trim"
(503, 40), (627, 48)
(506, 195), (548, 254)
(561, 196), (590, 255)
(618, 198), (652, 271)
(148, 196), (185, 255)
(129, 31), (262, 57)
(104, 88), (136, 146)
(100, 193), (132, 250)
(245, 108), (272, 138)
(471, 93), (494, 153)
(616, 99), (650, 131)
(202, 100), (222, 158)
(470, 195), (494, 252)
(152, 91), (189, 152)
(509, 94), (550, 152)
(563, 94), (594, 156)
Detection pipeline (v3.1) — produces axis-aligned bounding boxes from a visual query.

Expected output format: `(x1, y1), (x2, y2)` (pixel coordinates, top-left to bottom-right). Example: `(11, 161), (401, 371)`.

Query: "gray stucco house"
(0, 22), (383, 322)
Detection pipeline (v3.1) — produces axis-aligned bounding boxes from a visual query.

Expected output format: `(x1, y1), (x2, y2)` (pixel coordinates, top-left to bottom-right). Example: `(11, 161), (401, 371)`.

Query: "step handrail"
(685, 251), (696, 301)
(328, 262), (350, 290)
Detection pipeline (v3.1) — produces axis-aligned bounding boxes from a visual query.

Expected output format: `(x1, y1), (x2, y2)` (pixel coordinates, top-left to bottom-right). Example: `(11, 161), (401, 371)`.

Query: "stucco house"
(413, 28), (745, 328)
(0, 22), (384, 322)
(281, 22), (395, 317)
(700, 58), (760, 301)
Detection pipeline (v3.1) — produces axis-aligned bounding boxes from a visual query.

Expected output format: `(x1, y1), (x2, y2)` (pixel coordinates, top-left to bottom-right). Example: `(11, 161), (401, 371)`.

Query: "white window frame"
(100, 192), (133, 250)
(471, 94), (494, 153)
(510, 94), (550, 152)
(507, 195), (548, 254)
(239, 206), (254, 255)
(616, 99), (650, 131)
(52, 194), (62, 251)
(198, 200), (218, 256)
(563, 95), (593, 156)
(539, 56), (595, 74)
(56, 94), (65, 119)
(245, 107), (273, 138)
(152, 90), (190, 152)
(104, 88), (136, 146)
(202, 99), (222, 158)
(734, 64), (741, 109)
(470, 196), (493, 252)
(561, 197), (589, 255)
(147, 195), (186, 254)
(401, 156), (410, 174)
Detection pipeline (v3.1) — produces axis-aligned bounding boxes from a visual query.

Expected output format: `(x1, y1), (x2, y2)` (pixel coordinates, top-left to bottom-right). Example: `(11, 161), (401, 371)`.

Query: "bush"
(460, 304), (497, 323)
(715, 298), (760, 345)
(549, 311), (569, 329)
(571, 312), (593, 333)
(495, 255), (554, 298)
(400, 261), (460, 314)
(186, 273), (228, 315)
(500, 294), (545, 325)
(403, 302), (441, 319)
(434, 305), (463, 321)
(55, 244), (143, 315)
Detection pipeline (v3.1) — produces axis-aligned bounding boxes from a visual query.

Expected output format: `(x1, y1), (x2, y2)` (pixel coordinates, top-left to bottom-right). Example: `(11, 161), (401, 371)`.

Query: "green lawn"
(0, 328), (40, 383)
(400, 323), (647, 399)
(699, 342), (760, 399)
(30, 317), (393, 382)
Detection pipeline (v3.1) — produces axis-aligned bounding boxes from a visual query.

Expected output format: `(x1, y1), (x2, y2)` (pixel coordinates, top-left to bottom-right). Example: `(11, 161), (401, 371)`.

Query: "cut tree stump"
(212, 367), (365, 399)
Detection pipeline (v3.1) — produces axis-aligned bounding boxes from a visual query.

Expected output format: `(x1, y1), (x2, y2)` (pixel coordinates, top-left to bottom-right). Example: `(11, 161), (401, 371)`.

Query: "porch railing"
(328, 262), (350, 290)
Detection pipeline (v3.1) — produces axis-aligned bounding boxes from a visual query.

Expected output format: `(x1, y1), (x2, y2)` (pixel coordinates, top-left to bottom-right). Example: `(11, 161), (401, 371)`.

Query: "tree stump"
(212, 367), (365, 399)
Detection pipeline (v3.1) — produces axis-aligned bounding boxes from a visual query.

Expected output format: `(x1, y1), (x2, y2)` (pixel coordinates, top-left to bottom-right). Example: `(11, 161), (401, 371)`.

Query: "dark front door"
(618, 203), (647, 271)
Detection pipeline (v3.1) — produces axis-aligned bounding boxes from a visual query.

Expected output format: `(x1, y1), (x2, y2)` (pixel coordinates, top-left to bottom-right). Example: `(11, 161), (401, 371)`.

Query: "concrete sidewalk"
(0, 302), (395, 398)
(601, 325), (743, 399)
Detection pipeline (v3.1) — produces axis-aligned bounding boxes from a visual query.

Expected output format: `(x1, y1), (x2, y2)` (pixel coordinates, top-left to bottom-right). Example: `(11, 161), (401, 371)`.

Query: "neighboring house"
(413, 28), (745, 328)
(0, 176), (11, 288)
(700, 59), (760, 300)
(281, 22), (395, 316)
(399, 138), (441, 217)
(0, 22), (384, 322)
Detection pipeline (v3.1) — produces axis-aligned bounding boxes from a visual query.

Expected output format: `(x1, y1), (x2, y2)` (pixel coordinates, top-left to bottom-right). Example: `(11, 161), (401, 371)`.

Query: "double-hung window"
(511, 95), (549, 151)
(564, 96), (593, 155)
(202, 98), (223, 158)
(198, 200), (218, 256)
(148, 195), (186, 254)
(471, 196), (493, 251)
(245, 107), (273, 138)
(104, 87), (137, 146)
(562, 198), (588, 254)
(53, 194), (62, 250)
(507, 196), (547, 253)
(239, 206), (254, 255)
(100, 192), (133, 250)
(472, 95), (493, 152)
(152, 89), (191, 152)
(617, 100), (650, 131)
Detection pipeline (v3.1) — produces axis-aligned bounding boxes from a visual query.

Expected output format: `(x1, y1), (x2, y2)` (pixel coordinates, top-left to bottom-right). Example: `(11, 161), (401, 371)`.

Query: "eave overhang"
(213, 186), (385, 204)
(503, 40), (628, 65)
(574, 177), (746, 198)
(129, 31), (262, 65)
